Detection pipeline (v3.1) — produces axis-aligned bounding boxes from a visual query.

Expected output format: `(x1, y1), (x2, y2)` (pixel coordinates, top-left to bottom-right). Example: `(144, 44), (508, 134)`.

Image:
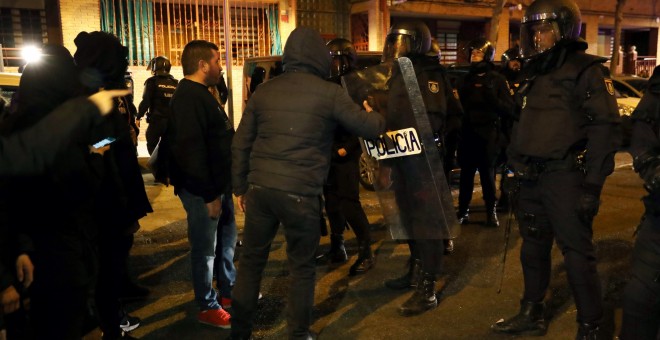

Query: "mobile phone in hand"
(93, 137), (116, 149)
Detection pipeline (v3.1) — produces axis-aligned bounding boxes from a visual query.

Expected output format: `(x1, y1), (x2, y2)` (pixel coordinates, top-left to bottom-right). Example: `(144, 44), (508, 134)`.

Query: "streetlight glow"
(21, 45), (42, 64)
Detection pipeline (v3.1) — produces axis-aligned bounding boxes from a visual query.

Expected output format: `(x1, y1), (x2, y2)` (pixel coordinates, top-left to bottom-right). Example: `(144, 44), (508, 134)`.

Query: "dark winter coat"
(232, 27), (385, 197)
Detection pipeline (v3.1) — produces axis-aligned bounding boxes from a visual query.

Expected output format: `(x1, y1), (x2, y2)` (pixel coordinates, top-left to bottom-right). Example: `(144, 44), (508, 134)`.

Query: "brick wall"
(58, 0), (100, 55)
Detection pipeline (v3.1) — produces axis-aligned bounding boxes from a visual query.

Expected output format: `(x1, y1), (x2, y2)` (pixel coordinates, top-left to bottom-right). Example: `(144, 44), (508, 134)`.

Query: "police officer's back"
(620, 65), (660, 340)
(137, 56), (178, 155)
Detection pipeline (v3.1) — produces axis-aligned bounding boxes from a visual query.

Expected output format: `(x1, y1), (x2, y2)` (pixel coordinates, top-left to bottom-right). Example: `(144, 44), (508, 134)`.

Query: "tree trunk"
(610, 0), (627, 75)
(489, 0), (507, 46)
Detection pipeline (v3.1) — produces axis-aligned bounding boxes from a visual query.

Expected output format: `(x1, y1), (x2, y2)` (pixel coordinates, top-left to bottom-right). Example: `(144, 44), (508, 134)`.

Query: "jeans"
(178, 188), (221, 310)
(231, 185), (320, 340)
(214, 194), (238, 298)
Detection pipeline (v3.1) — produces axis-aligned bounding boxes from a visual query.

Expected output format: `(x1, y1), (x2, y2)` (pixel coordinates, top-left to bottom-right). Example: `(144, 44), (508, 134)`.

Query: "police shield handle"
(88, 89), (132, 116)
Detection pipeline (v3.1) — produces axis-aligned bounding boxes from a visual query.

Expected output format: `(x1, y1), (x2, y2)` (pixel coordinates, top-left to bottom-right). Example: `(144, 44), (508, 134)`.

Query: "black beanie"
(74, 31), (129, 91)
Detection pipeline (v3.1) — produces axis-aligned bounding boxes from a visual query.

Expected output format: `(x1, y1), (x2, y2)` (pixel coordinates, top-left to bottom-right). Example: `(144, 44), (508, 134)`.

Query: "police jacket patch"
(428, 81), (439, 93)
(604, 79), (614, 96)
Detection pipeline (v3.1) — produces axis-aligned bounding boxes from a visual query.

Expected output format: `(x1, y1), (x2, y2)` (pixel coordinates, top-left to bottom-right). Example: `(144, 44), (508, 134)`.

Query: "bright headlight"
(21, 46), (42, 64)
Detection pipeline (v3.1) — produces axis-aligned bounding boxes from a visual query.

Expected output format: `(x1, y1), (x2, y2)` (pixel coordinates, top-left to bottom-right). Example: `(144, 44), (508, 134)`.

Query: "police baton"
(497, 170), (518, 294)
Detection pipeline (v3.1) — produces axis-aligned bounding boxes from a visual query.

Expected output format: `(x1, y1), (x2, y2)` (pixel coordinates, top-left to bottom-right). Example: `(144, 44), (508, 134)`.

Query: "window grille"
(102, 0), (280, 67)
(437, 32), (458, 65)
(296, 0), (349, 41)
(0, 7), (46, 67)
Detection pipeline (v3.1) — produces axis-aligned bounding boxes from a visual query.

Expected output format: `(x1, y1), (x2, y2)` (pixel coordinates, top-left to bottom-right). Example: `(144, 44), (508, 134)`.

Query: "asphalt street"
(86, 152), (646, 340)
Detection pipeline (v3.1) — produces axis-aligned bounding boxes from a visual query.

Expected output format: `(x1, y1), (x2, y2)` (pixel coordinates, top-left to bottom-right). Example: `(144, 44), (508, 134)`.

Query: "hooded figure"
(230, 27), (385, 339)
(74, 31), (152, 339)
(1, 44), (100, 339)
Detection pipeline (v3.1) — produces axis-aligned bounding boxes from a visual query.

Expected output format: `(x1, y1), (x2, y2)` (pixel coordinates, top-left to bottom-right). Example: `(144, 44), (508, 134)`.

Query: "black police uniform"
(506, 42), (620, 329)
(456, 61), (513, 224)
(394, 55), (463, 275)
(137, 74), (178, 154)
(323, 126), (373, 266)
(620, 65), (660, 340)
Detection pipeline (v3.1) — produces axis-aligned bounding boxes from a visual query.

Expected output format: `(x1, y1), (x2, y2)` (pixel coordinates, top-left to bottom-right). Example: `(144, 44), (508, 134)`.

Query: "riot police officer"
(137, 56), (178, 155)
(456, 39), (513, 227)
(320, 38), (375, 275)
(620, 65), (660, 340)
(491, 0), (620, 338)
(500, 47), (523, 86)
(345, 20), (463, 316)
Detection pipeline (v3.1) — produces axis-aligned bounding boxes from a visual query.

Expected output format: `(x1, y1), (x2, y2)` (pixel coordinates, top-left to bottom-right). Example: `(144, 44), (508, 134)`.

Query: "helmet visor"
(520, 20), (561, 59)
(383, 34), (413, 61)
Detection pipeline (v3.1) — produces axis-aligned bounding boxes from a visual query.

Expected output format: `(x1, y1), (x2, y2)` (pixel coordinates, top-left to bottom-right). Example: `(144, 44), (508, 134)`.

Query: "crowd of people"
(0, 0), (659, 339)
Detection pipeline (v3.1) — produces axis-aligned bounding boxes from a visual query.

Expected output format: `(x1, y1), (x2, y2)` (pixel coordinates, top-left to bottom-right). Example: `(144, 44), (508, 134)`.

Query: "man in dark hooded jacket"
(230, 27), (385, 340)
(74, 31), (152, 339)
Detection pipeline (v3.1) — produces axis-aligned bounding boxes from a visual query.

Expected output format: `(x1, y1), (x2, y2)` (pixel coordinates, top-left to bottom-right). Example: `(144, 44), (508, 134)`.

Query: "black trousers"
(457, 127), (498, 212)
(324, 160), (370, 244)
(30, 280), (88, 340)
(620, 212), (660, 340)
(145, 116), (168, 155)
(96, 232), (134, 337)
(408, 239), (443, 276)
(231, 186), (320, 340)
(516, 170), (602, 324)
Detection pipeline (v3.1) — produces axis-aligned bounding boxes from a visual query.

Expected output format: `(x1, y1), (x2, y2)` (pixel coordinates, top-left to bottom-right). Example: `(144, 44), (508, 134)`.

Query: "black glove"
(578, 183), (601, 225)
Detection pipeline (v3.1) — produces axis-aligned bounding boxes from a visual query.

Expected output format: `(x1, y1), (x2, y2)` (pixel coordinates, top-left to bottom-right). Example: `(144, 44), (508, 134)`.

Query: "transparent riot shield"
(343, 57), (459, 240)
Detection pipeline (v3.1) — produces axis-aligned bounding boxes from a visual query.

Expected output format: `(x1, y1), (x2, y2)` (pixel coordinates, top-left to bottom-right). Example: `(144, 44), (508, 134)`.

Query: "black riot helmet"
(148, 55), (171, 76)
(466, 38), (495, 63)
(501, 47), (521, 64)
(382, 20), (432, 62)
(326, 38), (357, 80)
(520, 0), (582, 59)
(426, 38), (442, 62)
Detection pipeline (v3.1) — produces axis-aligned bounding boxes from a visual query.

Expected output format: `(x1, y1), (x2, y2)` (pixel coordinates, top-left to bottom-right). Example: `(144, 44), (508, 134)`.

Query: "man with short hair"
(167, 40), (235, 329)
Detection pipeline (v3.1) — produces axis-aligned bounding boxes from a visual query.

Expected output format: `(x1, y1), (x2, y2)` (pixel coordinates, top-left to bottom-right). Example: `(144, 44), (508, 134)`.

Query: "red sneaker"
(220, 297), (232, 309)
(197, 308), (231, 329)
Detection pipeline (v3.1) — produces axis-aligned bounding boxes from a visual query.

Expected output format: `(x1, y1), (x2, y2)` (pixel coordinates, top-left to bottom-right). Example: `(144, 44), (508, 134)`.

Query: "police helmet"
(426, 38), (442, 62)
(326, 38), (357, 79)
(501, 47), (521, 63)
(520, 0), (581, 59)
(382, 21), (432, 62)
(148, 56), (171, 75)
(466, 38), (495, 63)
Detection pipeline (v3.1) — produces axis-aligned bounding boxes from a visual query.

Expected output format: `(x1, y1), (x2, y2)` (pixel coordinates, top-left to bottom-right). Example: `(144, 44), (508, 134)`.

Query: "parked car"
(612, 76), (647, 146)
(0, 72), (21, 113)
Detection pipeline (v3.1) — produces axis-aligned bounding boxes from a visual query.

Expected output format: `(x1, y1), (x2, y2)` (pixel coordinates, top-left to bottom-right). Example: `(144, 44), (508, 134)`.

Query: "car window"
(612, 80), (640, 98)
(624, 78), (648, 94)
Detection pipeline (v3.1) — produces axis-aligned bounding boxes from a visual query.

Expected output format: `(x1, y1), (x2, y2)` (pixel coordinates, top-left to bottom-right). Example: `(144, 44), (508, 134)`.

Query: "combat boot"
(485, 203), (499, 227)
(576, 322), (599, 340)
(321, 233), (347, 263)
(349, 241), (375, 276)
(398, 272), (437, 316)
(457, 209), (469, 225)
(385, 258), (421, 290)
(491, 300), (548, 336)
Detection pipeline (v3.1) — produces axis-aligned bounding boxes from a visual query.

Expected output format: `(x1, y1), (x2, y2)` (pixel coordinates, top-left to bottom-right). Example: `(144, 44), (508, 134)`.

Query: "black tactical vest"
(511, 53), (606, 160)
